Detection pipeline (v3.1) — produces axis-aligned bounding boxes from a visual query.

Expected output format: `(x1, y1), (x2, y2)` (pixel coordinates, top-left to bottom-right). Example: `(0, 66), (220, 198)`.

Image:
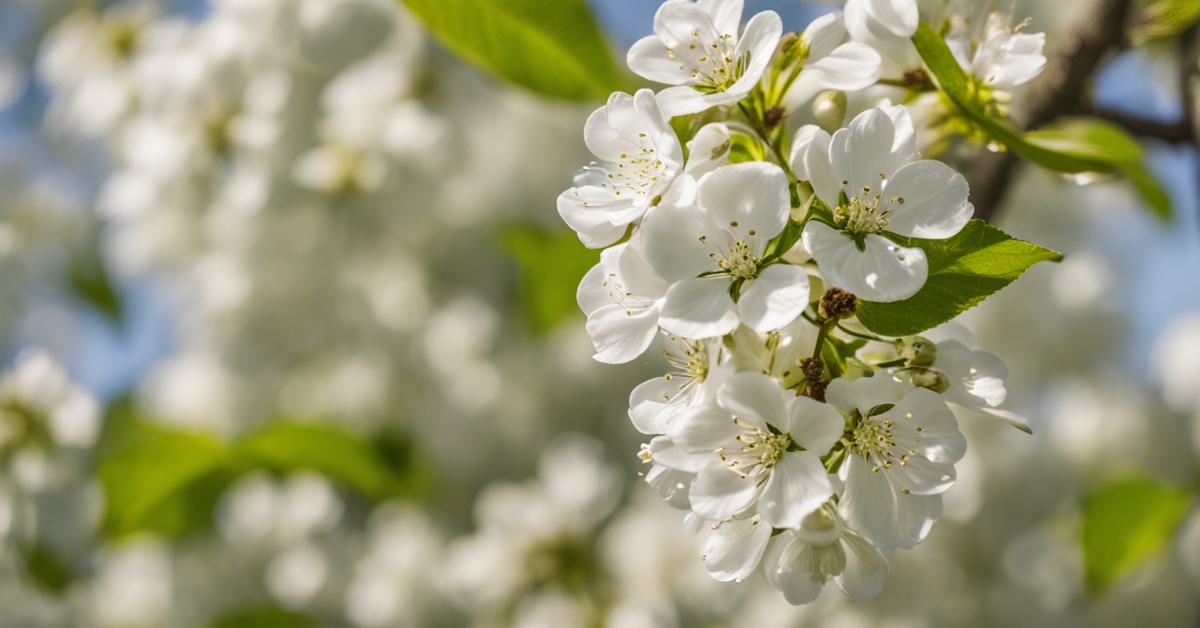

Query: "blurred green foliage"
(96, 402), (425, 540)
(402, 0), (629, 101)
(1082, 474), (1194, 595)
(1131, 0), (1200, 45)
(499, 224), (599, 335)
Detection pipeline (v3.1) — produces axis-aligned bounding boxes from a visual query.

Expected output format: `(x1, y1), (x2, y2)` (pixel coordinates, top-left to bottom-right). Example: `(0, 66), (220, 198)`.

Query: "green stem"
(835, 323), (889, 343)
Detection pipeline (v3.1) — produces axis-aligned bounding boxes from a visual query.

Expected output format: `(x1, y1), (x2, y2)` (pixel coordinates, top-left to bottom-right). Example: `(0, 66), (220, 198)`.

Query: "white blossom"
(794, 107), (973, 302)
(669, 372), (843, 528)
(558, 89), (684, 248)
(642, 162), (810, 338)
(762, 502), (888, 605)
(627, 0), (782, 117)
(827, 375), (965, 549)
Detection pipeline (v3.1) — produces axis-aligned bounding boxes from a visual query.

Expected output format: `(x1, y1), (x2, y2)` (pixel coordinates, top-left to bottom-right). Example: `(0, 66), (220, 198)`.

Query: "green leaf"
(911, 23), (1172, 217)
(97, 420), (229, 539)
(1025, 118), (1172, 220)
(499, 224), (600, 334)
(1082, 475), (1194, 595)
(67, 242), (123, 325)
(20, 543), (73, 596)
(97, 410), (419, 539)
(402, 0), (627, 101)
(856, 220), (1062, 336)
(236, 421), (407, 501)
(208, 606), (317, 628)
(1131, 0), (1200, 45)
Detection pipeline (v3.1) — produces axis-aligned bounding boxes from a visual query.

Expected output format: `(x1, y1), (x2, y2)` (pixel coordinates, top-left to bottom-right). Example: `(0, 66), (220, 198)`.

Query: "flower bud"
(908, 367), (950, 393)
(812, 90), (847, 134)
(895, 336), (937, 367)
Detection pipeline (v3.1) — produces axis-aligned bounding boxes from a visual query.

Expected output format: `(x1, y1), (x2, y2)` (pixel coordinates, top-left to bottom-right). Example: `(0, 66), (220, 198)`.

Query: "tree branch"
(1079, 103), (1194, 143)
(969, 0), (1135, 222)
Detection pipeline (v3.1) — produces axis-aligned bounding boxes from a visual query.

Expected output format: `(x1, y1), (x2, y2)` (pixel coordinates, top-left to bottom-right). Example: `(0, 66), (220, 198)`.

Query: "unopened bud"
(800, 357), (824, 382)
(895, 336), (937, 367)
(819, 287), (857, 320)
(777, 32), (800, 56)
(812, 90), (847, 134)
(908, 368), (950, 393)
(764, 106), (786, 129)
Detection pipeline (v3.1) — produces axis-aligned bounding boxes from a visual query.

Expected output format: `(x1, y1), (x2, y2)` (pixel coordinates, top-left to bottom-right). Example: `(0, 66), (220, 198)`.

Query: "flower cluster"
(560, 0), (1045, 605)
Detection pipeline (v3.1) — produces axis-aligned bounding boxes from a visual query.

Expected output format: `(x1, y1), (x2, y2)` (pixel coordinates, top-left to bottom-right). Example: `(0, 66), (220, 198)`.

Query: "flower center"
(606, 133), (668, 200)
(664, 340), (709, 384)
(850, 413), (922, 479)
(666, 30), (746, 93)
(719, 418), (793, 477)
(712, 240), (758, 279)
(835, 183), (900, 237)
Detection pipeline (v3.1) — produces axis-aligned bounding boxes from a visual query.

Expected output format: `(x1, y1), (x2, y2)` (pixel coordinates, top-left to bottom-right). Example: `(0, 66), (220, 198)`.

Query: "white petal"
(556, 187), (632, 249)
(802, 12), (847, 60)
(648, 435), (709, 473)
(763, 534), (826, 605)
(975, 406), (1033, 434)
(627, 35), (693, 85)
(840, 454), (940, 549)
(831, 108), (896, 197)
(697, 0), (744, 38)
(782, 396), (844, 454)
(670, 402), (739, 454)
(641, 204), (716, 282)
(685, 123), (733, 178)
(803, 42), (882, 92)
(802, 223), (928, 302)
(880, 103), (918, 159)
(937, 340), (1008, 408)
(759, 453), (833, 528)
(702, 514), (772, 583)
(659, 277), (739, 339)
(628, 376), (676, 435)
(887, 387), (966, 464)
(729, 10), (783, 93)
(825, 375), (904, 415)
(789, 125), (838, 207)
(862, 0), (918, 38)
(697, 161), (790, 254)
(834, 531), (888, 599)
(583, 92), (633, 159)
(717, 372), (785, 428)
(689, 464), (760, 521)
(576, 250), (615, 316)
(586, 303), (660, 364)
(737, 264), (810, 333)
(884, 160), (973, 239)
(656, 85), (728, 117)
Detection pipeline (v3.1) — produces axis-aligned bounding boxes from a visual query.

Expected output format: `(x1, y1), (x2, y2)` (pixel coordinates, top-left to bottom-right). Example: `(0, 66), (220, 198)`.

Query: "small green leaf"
(402, 0), (627, 101)
(912, 23), (1172, 217)
(237, 421), (407, 501)
(208, 606), (317, 628)
(20, 543), (73, 596)
(97, 420), (229, 539)
(1131, 0), (1200, 45)
(1025, 119), (1172, 220)
(856, 220), (1062, 336)
(499, 224), (600, 334)
(67, 242), (123, 325)
(1082, 475), (1194, 595)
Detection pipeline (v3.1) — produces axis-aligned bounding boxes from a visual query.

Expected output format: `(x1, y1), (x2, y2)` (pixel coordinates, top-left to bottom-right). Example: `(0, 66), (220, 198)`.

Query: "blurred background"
(0, 0), (1197, 626)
